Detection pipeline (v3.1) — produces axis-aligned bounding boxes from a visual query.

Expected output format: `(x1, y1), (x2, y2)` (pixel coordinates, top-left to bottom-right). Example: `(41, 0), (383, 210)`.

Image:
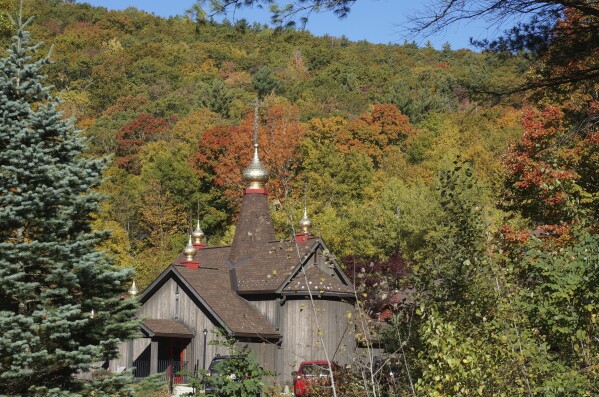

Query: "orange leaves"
(192, 103), (306, 203)
(339, 104), (415, 165)
(259, 104), (306, 199)
(308, 104), (415, 166)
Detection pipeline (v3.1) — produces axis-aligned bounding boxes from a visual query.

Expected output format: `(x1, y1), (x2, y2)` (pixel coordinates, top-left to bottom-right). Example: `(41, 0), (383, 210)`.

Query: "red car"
(292, 361), (336, 397)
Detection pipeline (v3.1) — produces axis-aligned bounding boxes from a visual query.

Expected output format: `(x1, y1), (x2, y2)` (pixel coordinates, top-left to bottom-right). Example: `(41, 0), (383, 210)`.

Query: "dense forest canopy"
(2, 1), (596, 395)
(6, 0), (530, 282)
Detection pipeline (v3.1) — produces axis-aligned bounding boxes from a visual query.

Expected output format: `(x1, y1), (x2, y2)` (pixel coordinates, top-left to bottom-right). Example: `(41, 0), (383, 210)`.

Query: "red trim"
(181, 260), (199, 269)
(193, 243), (206, 250)
(244, 188), (268, 195)
(295, 233), (309, 243)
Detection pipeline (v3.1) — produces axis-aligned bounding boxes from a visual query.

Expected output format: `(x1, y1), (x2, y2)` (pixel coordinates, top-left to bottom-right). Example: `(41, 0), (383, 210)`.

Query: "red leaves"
(504, 106), (579, 208)
(115, 112), (169, 173)
(501, 105), (592, 241)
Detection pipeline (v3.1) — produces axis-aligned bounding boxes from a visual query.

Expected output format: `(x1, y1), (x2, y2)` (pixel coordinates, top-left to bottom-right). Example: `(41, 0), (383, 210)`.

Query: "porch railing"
(132, 360), (189, 385)
(158, 360), (189, 385)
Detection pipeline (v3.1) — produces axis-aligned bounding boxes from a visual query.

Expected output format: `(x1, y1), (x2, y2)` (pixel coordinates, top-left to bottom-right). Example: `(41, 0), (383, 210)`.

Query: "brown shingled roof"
(234, 238), (318, 293)
(174, 265), (280, 338)
(141, 235), (353, 337)
(282, 265), (355, 296)
(229, 192), (275, 265)
(141, 319), (194, 338)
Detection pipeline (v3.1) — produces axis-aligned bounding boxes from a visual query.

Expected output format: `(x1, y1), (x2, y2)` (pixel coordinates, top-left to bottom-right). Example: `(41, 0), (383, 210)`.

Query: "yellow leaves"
(59, 90), (92, 119)
(305, 116), (348, 142)
(200, 59), (219, 74)
(92, 219), (134, 269)
(224, 71), (252, 88)
(170, 108), (224, 148)
(101, 38), (124, 54)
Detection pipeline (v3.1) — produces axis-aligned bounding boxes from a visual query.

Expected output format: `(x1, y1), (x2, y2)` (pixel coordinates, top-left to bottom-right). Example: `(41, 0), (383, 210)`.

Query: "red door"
(167, 338), (186, 383)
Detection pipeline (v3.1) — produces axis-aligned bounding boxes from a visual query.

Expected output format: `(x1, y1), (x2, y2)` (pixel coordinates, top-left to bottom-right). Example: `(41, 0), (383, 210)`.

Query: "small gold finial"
(192, 220), (204, 245)
(183, 235), (196, 261)
(90, 309), (95, 319)
(242, 143), (269, 189)
(299, 206), (312, 234)
(128, 280), (139, 296)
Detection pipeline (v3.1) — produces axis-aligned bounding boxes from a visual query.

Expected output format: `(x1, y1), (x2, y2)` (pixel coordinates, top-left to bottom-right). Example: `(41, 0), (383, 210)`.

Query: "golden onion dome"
(192, 220), (204, 245)
(242, 143), (269, 189)
(299, 207), (312, 234)
(128, 280), (139, 296)
(183, 235), (196, 261)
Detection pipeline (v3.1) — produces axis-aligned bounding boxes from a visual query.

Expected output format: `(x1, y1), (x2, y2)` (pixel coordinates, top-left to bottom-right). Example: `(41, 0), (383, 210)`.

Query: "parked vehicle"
(292, 361), (336, 397)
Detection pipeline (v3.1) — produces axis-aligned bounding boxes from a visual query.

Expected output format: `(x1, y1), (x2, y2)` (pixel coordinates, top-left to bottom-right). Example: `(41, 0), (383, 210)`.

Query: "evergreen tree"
(252, 66), (282, 99)
(0, 16), (137, 396)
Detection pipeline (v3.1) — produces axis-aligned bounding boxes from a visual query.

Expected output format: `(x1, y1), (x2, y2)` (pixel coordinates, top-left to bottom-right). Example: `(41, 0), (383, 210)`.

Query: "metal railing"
(132, 360), (189, 385)
(158, 360), (189, 385)
(132, 360), (150, 379)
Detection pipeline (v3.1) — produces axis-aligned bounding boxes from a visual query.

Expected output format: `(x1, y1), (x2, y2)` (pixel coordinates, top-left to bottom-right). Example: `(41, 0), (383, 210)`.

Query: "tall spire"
(229, 98), (275, 265)
(299, 206), (312, 234)
(242, 98), (269, 190)
(192, 219), (204, 246)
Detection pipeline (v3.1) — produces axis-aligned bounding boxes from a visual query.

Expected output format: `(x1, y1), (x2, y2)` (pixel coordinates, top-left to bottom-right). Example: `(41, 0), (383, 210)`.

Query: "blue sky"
(81, 0), (500, 50)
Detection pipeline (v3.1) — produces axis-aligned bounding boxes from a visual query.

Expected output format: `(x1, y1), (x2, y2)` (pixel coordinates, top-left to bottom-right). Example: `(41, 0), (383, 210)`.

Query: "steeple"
(228, 99), (275, 265)
(192, 219), (206, 249)
(182, 235), (199, 269)
(242, 143), (269, 190)
(299, 206), (312, 234)
(295, 206), (312, 243)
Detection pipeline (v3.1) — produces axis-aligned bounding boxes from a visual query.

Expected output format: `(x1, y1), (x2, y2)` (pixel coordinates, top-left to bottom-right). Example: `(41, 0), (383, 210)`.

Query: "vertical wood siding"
(112, 275), (359, 388)
(277, 297), (356, 385)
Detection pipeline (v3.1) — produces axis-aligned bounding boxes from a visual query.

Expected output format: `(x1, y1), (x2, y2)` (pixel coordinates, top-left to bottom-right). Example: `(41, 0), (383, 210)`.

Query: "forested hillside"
(9, 1), (597, 394)
(16, 0), (525, 284)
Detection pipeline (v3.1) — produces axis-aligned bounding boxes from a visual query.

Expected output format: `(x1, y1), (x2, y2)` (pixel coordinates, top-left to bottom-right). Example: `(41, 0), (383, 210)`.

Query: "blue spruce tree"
(0, 16), (138, 396)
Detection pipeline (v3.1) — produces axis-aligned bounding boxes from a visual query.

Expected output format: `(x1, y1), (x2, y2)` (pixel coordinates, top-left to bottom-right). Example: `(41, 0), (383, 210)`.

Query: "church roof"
(139, 235), (354, 338)
(173, 265), (280, 338)
(233, 238), (316, 293)
(281, 264), (355, 296)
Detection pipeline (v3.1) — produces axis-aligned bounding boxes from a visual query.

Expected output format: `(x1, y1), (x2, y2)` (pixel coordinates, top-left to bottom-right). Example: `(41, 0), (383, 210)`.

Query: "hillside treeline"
(15, 1), (598, 394)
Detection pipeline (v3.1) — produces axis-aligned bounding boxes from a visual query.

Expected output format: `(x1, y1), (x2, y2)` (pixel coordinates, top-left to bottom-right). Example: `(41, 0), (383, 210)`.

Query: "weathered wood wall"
(277, 297), (356, 385)
(111, 276), (229, 374)
(111, 276), (359, 388)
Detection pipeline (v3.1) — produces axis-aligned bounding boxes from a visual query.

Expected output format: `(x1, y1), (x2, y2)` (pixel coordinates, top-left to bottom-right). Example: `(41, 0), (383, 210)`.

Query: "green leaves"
(202, 334), (273, 397)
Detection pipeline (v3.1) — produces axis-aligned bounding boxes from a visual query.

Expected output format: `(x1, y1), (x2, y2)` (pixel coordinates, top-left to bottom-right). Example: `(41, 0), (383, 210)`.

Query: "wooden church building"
(110, 140), (358, 384)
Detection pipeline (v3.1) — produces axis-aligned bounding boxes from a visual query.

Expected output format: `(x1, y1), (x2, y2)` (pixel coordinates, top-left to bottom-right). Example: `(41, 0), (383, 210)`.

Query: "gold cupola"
(183, 235), (196, 261)
(242, 143), (269, 189)
(299, 206), (312, 234)
(128, 280), (139, 296)
(192, 220), (204, 245)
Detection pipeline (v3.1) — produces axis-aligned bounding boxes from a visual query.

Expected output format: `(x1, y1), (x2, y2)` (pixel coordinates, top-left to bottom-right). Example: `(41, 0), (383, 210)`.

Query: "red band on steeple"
(244, 188), (268, 195)
(181, 260), (199, 269)
(295, 233), (309, 243)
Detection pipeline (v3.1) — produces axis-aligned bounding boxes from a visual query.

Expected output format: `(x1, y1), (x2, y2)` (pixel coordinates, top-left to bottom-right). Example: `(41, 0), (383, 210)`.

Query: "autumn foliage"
(192, 104), (305, 203)
(115, 112), (169, 173)
(340, 104), (415, 165)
